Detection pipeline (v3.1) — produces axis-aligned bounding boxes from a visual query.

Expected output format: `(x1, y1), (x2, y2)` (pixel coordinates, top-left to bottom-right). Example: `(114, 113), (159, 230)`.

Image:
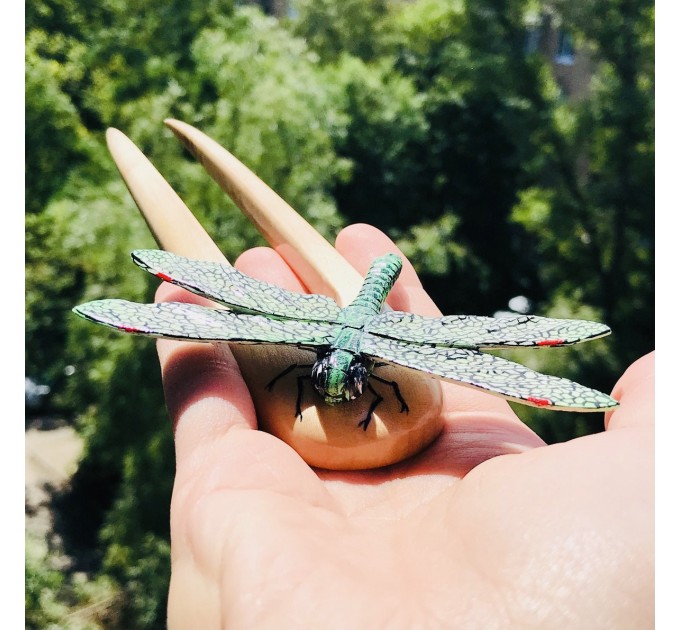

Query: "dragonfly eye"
(311, 352), (369, 404)
(311, 354), (339, 403)
(346, 359), (369, 400)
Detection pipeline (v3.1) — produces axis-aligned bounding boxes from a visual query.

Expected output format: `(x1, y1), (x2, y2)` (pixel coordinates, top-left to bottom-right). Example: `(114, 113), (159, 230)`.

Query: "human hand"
(157, 224), (653, 629)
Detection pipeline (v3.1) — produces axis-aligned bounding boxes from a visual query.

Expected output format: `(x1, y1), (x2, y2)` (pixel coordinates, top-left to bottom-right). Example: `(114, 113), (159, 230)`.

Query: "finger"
(154, 282), (257, 467)
(156, 273), (333, 507)
(335, 223), (442, 317)
(335, 224), (518, 417)
(234, 246), (309, 292)
(153, 249), (307, 459)
(605, 351), (654, 430)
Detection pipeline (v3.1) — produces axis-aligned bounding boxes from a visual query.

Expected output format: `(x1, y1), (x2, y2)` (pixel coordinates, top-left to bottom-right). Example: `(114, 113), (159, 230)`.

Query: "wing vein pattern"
(74, 300), (336, 347)
(365, 312), (611, 348)
(360, 334), (617, 410)
(131, 249), (342, 322)
(73, 250), (619, 413)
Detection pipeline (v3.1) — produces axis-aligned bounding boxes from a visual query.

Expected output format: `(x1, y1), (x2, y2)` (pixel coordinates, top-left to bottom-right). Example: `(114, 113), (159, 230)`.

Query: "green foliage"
(101, 534), (171, 629)
(292, 0), (391, 62)
(26, 534), (121, 629)
(323, 0), (555, 317)
(510, 0), (654, 377)
(328, 54), (429, 229)
(26, 0), (653, 626)
(182, 8), (350, 246)
(25, 28), (89, 214)
(27, 3), (347, 626)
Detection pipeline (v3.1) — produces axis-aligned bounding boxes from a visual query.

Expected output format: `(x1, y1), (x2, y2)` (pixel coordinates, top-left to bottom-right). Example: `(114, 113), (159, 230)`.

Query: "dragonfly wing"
(131, 249), (342, 323)
(366, 312), (611, 348)
(74, 299), (335, 347)
(360, 334), (618, 411)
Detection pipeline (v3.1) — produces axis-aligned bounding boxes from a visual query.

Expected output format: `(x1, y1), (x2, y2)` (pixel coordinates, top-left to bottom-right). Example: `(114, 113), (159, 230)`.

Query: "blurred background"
(25, 0), (654, 627)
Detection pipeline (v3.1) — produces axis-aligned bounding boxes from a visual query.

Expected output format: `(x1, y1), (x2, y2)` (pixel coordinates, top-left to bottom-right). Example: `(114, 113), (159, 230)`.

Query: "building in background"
(526, 7), (594, 101)
(249, 1), (595, 101)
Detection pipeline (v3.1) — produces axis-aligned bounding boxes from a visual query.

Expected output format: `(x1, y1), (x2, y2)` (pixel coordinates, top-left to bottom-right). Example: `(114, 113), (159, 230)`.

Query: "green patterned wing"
(131, 250), (342, 323)
(359, 334), (618, 411)
(73, 299), (336, 347)
(365, 312), (610, 348)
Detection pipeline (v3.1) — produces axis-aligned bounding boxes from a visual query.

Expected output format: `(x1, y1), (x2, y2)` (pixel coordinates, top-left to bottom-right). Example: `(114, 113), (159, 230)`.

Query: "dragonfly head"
(311, 350), (369, 405)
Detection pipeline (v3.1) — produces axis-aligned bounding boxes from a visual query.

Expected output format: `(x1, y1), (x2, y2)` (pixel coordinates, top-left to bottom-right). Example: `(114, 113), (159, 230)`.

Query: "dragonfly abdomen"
(330, 324), (364, 353)
(342, 254), (402, 322)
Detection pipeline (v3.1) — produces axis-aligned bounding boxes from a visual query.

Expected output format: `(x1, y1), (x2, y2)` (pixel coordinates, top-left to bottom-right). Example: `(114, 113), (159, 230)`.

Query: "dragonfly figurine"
(73, 250), (618, 429)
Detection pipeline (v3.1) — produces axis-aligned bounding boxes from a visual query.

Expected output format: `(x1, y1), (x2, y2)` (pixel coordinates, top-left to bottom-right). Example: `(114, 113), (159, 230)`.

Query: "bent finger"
(335, 224), (518, 418)
(154, 282), (257, 467)
(605, 351), (654, 430)
(156, 275), (332, 508)
(335, 223), (441, 317)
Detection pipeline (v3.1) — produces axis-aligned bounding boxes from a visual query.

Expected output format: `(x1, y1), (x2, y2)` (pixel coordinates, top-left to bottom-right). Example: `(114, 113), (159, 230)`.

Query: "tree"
(292, 0), (390, 62)
(308, 0), (555, 318)
(289, 0), (654, 437)
(511, 0), (654, 382)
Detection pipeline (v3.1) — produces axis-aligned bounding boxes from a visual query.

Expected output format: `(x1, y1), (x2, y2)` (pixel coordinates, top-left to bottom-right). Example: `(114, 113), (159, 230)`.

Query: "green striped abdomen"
(340, 254), (403, 326)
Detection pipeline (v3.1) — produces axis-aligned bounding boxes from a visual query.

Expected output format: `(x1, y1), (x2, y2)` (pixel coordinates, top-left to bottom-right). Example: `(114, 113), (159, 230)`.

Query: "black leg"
(295, 374), (311, 421)
(265, 364), (314, 420)
(265, 363), (313, 391)
(369, 374), (409, 414)
(358, 382), (384, 430)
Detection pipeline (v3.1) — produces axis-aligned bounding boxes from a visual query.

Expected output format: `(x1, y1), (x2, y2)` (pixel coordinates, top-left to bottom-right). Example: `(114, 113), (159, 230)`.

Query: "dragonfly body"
(312, 254), (401, 404)
(73, 249), (619, 426)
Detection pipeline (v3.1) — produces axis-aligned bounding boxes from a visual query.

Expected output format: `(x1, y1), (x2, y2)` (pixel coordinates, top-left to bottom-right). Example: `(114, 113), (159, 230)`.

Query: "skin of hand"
(156, 224), (653, 630)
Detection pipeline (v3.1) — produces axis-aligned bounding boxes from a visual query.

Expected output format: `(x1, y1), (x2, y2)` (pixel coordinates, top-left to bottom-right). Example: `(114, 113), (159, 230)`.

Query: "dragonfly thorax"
(311, 349), (369, 405)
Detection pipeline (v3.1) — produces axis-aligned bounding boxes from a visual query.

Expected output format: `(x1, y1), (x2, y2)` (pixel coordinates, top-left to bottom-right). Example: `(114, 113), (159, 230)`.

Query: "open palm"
(158, 225), (653, 630)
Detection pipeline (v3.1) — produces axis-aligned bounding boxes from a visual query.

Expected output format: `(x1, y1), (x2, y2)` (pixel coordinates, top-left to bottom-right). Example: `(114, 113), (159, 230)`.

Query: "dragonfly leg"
(295, 374), (311, 421)
(358, 382), (384, 431)
(264, 364), (314, 421)
(265, 363), (313, 391)
(370, 374), (409, 414)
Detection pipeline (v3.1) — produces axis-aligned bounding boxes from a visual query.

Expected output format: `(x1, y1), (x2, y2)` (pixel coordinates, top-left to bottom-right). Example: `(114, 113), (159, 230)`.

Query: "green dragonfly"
(73, 250), (618, 429)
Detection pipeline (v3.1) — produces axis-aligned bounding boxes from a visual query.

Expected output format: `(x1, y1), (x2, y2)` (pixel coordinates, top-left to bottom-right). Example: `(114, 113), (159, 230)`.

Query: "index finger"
(605, 352), (654, 431)
(334, 223), (442, 317)
(155, 268), (333, 505)
(154, 282), (257, 464)
(335, 224), (519, 417)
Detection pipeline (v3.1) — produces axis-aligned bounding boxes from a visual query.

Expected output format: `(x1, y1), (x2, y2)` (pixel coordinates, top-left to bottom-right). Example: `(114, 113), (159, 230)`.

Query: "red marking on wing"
(156, 272), (173, 282)
(527, 396), (552, 406)
(121, 326), (139, 333)
(537, 339), (564, 347)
